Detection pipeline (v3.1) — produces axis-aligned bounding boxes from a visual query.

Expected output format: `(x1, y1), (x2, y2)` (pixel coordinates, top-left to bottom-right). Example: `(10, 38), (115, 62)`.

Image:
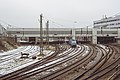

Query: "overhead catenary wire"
(42, 16), (67, 28)
(0, 19), (19, 29)
(42, 16), (94, 28)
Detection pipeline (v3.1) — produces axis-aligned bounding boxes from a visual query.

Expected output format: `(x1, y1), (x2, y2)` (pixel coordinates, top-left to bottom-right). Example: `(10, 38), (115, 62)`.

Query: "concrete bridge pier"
(35, 37), (38, 44)
(72, 29), (76, 40)
(117, 29), (120, 43)
(92, 28), (97, 44)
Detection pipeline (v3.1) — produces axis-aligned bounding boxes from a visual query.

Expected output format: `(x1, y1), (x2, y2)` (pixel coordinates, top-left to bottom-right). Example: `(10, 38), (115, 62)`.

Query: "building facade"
(94, 15), (120, 29)
(0, 24), (7, 37)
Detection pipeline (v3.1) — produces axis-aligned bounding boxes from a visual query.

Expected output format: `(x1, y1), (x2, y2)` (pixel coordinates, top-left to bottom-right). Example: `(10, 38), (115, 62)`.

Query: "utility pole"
(101, 27), (103, 35)
(86, 26), (88, 41)
(46, 20), (49, 49)
(81, 28), (82, 35)
(87, 26), (88, 35)
(39, 14), (43, 55)
(22, 28), (24, 40)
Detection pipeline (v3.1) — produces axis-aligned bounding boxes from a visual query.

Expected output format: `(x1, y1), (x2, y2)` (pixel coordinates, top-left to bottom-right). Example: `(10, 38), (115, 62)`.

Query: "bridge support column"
(35, 37), (38, 44)
(92, 28), (97, 44)
(72, 29), (76, 40)
(117, 29), (120, 43)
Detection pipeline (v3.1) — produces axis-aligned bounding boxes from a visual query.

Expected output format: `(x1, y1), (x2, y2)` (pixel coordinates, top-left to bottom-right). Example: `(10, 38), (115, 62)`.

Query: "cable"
(42, 16), (66, 28)
(0, 19), (19, 29)
(114, 12), (120, 16)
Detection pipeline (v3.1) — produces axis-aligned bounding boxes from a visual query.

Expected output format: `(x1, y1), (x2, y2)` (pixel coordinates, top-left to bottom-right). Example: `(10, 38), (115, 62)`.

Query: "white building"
(0, 24), (7, 37)
(94, 15), (120, 29)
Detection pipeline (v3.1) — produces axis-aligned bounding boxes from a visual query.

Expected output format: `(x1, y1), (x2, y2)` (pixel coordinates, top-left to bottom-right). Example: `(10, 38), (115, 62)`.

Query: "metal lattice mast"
(39, 14), (43, 55)
(46, 20), (49, 48)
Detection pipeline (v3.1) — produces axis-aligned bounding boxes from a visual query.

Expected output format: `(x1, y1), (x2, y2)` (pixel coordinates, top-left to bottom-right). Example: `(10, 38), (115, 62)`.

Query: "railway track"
(74, 44), (120, 80)
(73, 44), (105, 80)
(0, 44), (70, 80)
(40, 44), (96, 80)
(0, 46), (28, 63)
(1, 44), (120, 80)
(2, 45), (81, 80)
(89, 44), (120, 80)
(0, 45), (39, 63)
(20, 44), (93, 80)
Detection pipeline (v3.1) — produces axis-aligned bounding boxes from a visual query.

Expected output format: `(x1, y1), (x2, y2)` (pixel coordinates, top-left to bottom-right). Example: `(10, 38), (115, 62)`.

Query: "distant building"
(94, 15), (120, 29)
(0, 24), (7, 37)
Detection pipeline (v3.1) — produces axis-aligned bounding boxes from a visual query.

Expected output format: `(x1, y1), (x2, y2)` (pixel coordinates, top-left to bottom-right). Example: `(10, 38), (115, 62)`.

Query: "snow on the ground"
(98, 44), (109, 52)
(0, 45), (53, 76)
(24, 57), (64, 74)
(58, 48), (72, 56)
(0, 46), (25, 56)
(24, 46), (82, 74)
(68, 47), (81, 56)
(82, 50), (89, 57)
(0, 59), (39, 75)
(44, 51), (55, 58)
(60, 45), (82, 56)
(0, 46), (33, 63)
(86, 47), (103, 69)
(82, 45), (90, 57)
(0, 45), (83, 76)
(98, 44), (106, 49)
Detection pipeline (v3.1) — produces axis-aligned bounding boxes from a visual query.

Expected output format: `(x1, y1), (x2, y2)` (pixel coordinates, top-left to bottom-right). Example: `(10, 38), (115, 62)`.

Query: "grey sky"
(0, 0), (120, 28)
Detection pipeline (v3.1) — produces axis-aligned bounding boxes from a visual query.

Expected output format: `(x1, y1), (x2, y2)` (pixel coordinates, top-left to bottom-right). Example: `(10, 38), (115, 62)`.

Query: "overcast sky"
(0, 0), (120, 28)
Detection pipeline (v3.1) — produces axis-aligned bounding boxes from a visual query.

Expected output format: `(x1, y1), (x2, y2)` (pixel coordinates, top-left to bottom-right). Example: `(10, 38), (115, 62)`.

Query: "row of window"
(94, 23), (120, 28)
(108, 23), (120, 26)
(10, 31), (71, 34)
(94, 18), (120, 24)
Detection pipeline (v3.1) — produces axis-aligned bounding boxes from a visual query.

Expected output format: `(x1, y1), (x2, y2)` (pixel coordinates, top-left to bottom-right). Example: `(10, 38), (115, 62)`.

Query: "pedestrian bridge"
(7, 28), (120, 44)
